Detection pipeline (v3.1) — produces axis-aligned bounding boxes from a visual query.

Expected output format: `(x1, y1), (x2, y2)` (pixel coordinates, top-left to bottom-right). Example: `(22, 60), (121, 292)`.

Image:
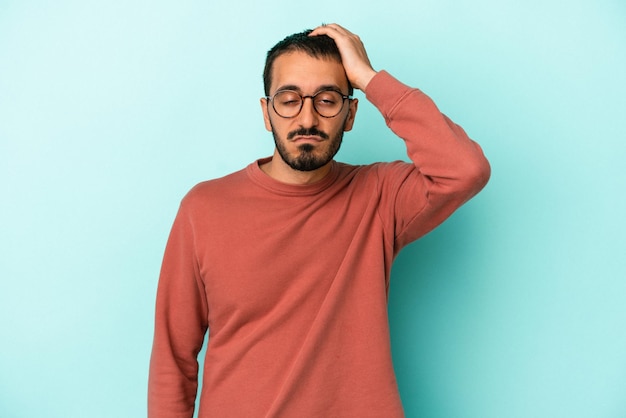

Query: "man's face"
(261, 51), (358, 172)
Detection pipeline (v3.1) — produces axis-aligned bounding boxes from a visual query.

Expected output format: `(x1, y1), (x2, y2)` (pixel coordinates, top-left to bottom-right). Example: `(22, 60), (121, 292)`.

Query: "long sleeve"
(148, 200), (209, 418)
(365, 71), (491, 250)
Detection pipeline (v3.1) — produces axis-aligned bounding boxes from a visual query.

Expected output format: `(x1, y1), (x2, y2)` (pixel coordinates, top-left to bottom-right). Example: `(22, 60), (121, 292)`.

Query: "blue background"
(1, 1), (625, 417)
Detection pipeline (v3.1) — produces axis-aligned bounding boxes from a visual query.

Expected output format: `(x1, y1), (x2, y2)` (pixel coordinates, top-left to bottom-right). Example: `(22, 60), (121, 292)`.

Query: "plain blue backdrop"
(1, 0), (625, 417)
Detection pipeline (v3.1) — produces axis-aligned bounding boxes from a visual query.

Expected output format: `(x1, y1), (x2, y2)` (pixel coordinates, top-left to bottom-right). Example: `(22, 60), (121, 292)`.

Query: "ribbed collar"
(246, 157), (341, 196)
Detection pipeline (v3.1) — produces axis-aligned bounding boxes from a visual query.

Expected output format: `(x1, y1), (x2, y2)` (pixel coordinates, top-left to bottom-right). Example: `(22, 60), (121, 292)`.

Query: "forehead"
(269, 51), (349, 94)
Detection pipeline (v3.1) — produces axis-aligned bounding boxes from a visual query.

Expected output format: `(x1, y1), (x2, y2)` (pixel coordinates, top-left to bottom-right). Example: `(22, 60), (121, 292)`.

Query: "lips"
(292, 135), (324, 142)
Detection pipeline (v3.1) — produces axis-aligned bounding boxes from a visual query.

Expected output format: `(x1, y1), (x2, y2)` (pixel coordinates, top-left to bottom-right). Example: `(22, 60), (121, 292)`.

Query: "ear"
(342, 98), (358, 132)
(260, 98), (273, 132)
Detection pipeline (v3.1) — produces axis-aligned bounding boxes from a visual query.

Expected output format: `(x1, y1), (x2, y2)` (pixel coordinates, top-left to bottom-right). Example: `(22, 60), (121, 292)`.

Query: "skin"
(260, 24), (378, 185)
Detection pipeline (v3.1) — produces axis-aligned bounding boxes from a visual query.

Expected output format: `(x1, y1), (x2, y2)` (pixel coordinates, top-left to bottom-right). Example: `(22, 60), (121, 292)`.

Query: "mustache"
(287, 127), (329, 140)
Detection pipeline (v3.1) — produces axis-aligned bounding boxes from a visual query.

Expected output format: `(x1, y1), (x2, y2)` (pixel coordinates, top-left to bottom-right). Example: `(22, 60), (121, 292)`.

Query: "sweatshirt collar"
(246, 157), (340, 196)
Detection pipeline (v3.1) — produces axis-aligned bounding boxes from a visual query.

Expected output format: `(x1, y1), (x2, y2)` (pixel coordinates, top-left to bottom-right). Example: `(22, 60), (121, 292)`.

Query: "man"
(148, 23), (490, 418)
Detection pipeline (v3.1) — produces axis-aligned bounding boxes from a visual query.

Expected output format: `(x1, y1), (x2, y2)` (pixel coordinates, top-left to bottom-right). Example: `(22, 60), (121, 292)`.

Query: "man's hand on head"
(309, 23), (378, 92)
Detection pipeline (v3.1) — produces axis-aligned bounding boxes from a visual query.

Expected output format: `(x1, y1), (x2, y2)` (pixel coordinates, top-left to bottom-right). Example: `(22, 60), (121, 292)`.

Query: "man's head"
(263, 30), (354, 97)
(261, 30), (358, 173)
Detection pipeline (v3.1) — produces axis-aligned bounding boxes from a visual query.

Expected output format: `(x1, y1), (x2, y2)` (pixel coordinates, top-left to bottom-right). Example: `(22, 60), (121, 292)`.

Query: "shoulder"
(336, 160), (417, 181)
(331, 160), (419, 196)
(180, 166), (249, 209)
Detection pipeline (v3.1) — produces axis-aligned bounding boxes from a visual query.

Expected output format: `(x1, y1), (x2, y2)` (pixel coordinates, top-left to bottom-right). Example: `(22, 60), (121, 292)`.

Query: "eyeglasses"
(266, 89), (351, 118)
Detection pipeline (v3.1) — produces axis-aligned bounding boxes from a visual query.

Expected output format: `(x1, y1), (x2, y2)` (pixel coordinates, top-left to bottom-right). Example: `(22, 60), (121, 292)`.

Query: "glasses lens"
(273, 91), (302, 118)
(313, 91), (344, 117)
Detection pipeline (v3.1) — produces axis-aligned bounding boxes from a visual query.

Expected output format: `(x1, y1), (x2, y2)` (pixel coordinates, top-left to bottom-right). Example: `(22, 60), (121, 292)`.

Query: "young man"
(148, 24), (490, 418)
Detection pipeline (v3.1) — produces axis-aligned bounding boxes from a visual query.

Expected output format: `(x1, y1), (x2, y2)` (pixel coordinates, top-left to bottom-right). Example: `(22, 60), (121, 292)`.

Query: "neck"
(259, 151), (333, 185)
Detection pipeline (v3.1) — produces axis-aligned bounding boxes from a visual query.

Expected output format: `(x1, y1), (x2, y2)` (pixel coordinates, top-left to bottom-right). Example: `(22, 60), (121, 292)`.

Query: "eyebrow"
(274, 84), (346, 95)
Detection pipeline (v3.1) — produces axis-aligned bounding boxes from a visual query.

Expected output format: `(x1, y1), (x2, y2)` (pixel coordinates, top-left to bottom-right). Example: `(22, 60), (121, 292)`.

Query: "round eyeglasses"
(266, 89), (351, 118)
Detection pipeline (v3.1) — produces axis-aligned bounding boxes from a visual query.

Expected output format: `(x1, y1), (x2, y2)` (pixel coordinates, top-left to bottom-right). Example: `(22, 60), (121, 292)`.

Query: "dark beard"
(272, 127), (344, 172)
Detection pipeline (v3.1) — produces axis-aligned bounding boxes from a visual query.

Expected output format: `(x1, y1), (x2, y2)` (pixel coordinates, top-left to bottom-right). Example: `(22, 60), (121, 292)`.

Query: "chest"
(192, 188), (383, 329)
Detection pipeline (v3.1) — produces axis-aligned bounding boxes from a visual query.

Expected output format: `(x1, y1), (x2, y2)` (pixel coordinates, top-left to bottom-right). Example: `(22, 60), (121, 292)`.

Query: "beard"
(271, 125), (345, 172)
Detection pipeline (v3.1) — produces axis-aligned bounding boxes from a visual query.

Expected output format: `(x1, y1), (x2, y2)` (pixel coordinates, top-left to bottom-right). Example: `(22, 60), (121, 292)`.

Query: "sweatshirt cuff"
(364, 70), (422, 120)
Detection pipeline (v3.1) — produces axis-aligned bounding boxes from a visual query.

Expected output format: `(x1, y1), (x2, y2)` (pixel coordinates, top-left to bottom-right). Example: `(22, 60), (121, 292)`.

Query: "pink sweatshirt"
(148, 71), (490, 418)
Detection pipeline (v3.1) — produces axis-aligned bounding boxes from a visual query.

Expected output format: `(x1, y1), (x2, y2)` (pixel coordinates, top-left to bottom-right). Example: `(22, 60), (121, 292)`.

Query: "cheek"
(268, 117), (289, 137)
(332, 113), (351, 134)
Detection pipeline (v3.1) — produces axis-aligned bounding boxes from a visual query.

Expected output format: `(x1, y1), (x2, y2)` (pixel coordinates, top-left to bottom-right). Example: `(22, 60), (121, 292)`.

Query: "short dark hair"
(263, 30), (353, 96)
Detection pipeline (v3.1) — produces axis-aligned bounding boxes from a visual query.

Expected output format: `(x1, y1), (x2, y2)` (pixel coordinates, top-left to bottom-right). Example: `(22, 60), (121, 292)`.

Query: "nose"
(298, 96), (319, 127)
